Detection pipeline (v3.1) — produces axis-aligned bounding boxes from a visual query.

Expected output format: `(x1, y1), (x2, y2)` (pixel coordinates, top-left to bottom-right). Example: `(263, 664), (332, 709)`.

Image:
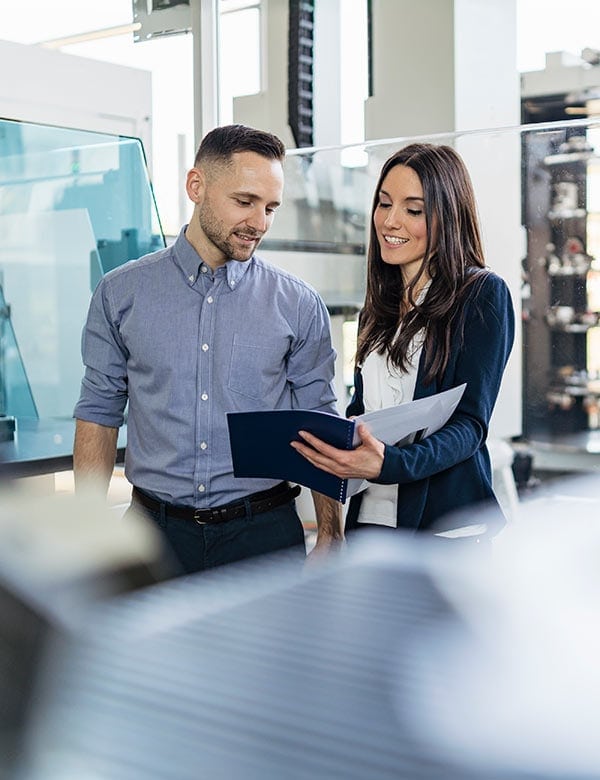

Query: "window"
(219, 0), (262, 124)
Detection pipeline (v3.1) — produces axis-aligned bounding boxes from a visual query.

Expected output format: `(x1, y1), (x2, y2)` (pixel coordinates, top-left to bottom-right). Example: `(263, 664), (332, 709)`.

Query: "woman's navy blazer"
(345, 270), (515, 534)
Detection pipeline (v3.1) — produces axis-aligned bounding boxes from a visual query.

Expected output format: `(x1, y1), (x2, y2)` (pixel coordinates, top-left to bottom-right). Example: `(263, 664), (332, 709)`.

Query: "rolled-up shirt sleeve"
(287, 289), (338, 414)
(73, 279), (129, 428)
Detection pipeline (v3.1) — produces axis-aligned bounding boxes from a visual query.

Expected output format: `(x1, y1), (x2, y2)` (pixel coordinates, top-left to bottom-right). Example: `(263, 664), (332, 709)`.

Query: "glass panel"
(0, 117), (164, 421)
(0, 282), (37, 418)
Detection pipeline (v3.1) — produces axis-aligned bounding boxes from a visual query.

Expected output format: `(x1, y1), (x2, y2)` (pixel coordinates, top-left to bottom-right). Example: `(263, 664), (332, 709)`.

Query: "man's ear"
(186, 167), (205, 204)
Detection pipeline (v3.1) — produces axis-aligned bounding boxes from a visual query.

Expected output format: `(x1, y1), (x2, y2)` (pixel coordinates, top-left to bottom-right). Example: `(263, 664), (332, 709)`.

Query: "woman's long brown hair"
(356, 143), (487, 385)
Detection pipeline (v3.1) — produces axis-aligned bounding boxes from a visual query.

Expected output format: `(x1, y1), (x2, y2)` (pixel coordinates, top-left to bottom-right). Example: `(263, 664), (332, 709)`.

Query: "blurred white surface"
(405, 473), (600, 775)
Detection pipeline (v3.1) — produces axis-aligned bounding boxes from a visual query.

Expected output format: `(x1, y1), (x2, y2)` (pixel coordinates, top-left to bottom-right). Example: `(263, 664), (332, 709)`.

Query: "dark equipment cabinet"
(522, 97), (600, 441)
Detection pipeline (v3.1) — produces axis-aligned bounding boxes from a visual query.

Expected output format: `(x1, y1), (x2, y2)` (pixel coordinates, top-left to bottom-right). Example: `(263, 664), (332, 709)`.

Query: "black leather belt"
(132, 482), (301, 525)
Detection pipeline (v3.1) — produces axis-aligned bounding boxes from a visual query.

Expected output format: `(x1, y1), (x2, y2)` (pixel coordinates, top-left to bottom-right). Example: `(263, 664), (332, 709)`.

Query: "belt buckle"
(193, 509), (207, 526)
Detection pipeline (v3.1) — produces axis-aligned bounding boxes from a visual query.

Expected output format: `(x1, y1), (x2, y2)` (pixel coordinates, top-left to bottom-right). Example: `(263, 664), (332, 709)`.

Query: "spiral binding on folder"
(338, 421), (356, 503)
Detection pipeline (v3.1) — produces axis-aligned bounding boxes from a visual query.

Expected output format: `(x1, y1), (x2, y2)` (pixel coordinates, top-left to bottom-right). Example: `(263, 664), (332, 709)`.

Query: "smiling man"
(73, 124), (342, 574)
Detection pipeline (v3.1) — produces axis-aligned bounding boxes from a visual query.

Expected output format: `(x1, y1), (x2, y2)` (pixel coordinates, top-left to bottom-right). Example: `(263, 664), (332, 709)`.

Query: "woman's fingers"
(290, 426), (384, 480)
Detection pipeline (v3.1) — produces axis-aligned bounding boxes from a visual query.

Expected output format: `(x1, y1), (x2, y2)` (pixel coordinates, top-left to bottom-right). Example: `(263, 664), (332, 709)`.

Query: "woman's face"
(373, 164), (430, 282)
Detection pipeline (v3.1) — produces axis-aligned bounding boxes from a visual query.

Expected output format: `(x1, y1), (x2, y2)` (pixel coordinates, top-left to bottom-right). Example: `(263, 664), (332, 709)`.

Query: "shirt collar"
(223, 253), (253, 289)
(173, 225), (255, 290)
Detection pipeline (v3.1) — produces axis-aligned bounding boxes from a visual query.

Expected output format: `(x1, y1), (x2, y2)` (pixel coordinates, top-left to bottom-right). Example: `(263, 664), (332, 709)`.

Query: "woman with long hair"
(292, 143), (515, 540)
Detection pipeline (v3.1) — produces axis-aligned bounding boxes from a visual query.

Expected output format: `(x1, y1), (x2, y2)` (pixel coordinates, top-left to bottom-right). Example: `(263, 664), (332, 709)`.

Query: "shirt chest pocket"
(228, 334), (291, 402)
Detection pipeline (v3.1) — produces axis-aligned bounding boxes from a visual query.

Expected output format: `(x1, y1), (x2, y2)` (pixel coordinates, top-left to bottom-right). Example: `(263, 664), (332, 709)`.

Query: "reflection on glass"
(0, 282), (37, 418)
(0, 117), (164, 421)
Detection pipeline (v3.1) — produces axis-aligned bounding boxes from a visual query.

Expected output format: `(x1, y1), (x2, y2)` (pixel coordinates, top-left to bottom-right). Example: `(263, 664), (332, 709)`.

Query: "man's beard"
(197, 204), (261, 262)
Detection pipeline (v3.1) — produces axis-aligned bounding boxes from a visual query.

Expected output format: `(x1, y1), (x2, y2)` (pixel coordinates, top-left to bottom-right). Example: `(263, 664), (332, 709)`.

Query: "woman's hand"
(290, 423), (385, 480)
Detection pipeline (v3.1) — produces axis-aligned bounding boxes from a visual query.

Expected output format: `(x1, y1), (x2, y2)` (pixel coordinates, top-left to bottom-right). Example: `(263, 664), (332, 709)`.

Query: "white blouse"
(356, 328), (425, 527)
(354, 284), (487, 538)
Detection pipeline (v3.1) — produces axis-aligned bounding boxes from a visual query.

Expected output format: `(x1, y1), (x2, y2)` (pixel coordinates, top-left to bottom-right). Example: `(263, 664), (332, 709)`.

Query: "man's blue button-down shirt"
(74, 227), (338, 507)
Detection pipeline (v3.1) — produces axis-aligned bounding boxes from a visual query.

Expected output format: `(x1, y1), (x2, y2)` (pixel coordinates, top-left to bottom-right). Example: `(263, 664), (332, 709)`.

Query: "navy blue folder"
(227, 410), (354, 502)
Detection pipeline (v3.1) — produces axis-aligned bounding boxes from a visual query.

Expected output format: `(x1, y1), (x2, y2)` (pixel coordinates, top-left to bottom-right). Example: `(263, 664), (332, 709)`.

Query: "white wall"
(0, 40), (152, 166)
(365, 0), (520, 139)
(366, 1), (456, 139)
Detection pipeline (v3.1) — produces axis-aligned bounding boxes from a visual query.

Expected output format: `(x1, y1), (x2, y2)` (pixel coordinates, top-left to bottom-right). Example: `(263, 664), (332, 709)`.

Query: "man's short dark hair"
(194, 124), (285, 168)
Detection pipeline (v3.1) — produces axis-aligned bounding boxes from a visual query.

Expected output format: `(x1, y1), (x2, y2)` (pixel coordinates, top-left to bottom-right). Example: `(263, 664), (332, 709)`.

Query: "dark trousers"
(126, 495), (306, 575)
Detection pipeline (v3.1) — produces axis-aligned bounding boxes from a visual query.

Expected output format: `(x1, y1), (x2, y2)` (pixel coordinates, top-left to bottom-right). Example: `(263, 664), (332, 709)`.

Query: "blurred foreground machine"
(4, 480), (600, 779)
(0, 488), (173, 778)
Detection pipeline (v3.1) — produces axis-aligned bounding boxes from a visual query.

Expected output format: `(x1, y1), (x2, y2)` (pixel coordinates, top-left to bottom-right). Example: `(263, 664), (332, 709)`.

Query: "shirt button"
(198, 484), (205, 493)
(200, 442), (207, 450)
(207, 296), (213, 304)
(230, 280), (236, 287)
(201, 393), (208, 401)
(201, 343), (209, 352)
(201, 266), (208, 274)
(188, 275), (194, 283)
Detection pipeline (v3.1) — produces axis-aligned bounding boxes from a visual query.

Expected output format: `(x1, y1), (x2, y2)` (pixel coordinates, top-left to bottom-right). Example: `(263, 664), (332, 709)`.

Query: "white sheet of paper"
(346, 383), (466, 497)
